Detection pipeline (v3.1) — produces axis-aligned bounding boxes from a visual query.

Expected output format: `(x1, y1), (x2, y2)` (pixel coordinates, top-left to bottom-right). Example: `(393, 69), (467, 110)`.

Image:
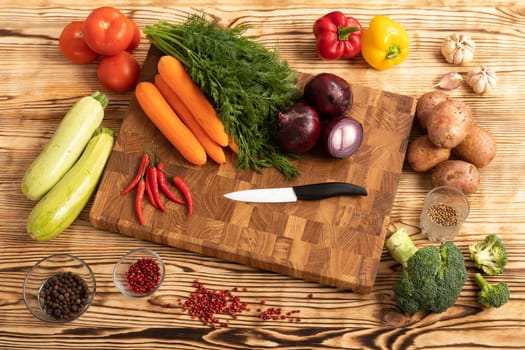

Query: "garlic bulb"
(441, 33), (475, 65)
(466, 66), (497, 94)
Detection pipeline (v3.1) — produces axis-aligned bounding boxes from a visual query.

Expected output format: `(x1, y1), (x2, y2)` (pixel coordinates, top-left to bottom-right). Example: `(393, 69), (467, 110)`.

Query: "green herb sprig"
(144, 15), (301, 179)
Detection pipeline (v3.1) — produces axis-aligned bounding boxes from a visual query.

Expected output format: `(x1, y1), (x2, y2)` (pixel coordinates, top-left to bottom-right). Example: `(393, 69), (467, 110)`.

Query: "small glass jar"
(420, 186), (470, 242)
(23, 254), (96, 323)
(113, 248), (165, 298)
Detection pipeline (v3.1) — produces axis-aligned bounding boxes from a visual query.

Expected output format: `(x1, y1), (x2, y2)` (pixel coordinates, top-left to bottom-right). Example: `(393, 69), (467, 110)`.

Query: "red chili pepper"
(144, 165), (159, 209)
(135, 179), (146, 225)
(313, 11), (363, 60)
(157, 163), (185, 205)
(173, 176), (192, 215)
(148, 166), (166, 212)
(122, 153), (150, 195)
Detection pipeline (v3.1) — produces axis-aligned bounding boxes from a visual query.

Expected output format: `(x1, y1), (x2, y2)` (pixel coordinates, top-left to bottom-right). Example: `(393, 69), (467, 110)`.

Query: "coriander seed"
(420, 186), (470, 242)
(427, 203), (459, 226)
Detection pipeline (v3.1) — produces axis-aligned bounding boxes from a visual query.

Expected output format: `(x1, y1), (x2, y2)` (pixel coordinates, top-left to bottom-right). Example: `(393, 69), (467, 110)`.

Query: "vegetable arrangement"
(470, 234), (510, 308)
(22, 7), (511, 320)
(27, 127), (114, 241)
(154, 74), (227, 164)
(135, 81), (207, 166)
(436, 32), (497, 94)
(385, 229), (510, 314)
(58, 6), (141, 93)
(138, 13), (411, 174)
(275, 73), (363, 159)
(22, 91), (114, 241)
(313, 12), (410, 71)
(134, 52), (238, 166)
(407, 90), (497, 194)
(144, 15), (301, 179)
(121, 150), (193, 224)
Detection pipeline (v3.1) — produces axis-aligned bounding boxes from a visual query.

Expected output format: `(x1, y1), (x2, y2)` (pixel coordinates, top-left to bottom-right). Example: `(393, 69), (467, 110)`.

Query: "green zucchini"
(21, 91), (108, 200)
(27, 127), (114, 241)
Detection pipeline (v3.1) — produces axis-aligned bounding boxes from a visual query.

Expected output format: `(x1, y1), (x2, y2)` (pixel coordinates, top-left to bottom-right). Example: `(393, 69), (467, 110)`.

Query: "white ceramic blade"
(224, 187), (297, 203)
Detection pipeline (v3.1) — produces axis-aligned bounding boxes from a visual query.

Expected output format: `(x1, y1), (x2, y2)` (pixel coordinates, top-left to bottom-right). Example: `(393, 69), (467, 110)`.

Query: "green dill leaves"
(144, 15), (301, 179)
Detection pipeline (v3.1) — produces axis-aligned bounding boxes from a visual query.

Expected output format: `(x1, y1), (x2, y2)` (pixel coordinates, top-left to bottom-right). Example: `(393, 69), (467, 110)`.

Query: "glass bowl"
(420, 186), (470, 242)
(23, 254), (96, 323)
(112, 248), (165, 298)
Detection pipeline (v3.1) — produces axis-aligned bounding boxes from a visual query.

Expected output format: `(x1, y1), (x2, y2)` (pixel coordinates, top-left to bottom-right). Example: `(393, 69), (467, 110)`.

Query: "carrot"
(135, 81), (207, 166)
(154, 74), (226, 164)
(157, 55), (229, 147)
(228, 136), (239, 154)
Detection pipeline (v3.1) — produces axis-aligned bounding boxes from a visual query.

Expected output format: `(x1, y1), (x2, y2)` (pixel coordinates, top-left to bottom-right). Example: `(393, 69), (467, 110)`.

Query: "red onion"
(323, 116), (363, 158)
(303, 73), (353, 119)
(275, 103), (322, 153)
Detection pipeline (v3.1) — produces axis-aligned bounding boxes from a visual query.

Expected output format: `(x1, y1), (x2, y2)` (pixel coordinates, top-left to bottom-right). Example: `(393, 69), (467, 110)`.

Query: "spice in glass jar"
(38, 271), (90, 321)
(420, 186), (469, 242)
(126, 257), (161, 295)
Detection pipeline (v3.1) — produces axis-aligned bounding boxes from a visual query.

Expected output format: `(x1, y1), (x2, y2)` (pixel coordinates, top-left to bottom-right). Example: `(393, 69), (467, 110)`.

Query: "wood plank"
(2, 3), (525, 349)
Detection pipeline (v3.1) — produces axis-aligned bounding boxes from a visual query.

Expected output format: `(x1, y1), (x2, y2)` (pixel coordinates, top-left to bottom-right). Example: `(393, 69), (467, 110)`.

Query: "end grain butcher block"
(90, 46), (416, 293)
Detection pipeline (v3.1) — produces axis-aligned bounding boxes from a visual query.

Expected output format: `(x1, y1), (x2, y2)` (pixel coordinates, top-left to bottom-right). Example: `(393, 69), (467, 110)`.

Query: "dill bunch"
(144, 15), (301, 179)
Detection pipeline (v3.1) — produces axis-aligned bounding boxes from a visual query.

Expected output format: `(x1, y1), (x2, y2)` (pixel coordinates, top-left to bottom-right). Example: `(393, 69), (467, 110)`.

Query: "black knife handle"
(293, 182), (368, 200)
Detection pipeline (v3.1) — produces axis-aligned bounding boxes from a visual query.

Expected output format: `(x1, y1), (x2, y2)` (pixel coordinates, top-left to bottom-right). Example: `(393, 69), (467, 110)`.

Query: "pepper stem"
(385, 44), (401, 59)
(337, 25), (360, 41)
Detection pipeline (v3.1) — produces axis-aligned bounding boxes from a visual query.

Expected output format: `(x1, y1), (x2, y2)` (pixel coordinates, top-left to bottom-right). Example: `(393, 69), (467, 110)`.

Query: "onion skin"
(303, 73), (352, 119)
(275, 103), (322, 153)
(323, 116), (363, 158)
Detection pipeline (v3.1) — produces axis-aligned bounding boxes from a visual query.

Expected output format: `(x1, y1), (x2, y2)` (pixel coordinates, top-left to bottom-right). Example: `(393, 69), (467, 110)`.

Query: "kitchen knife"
(224, 182), (367, 203)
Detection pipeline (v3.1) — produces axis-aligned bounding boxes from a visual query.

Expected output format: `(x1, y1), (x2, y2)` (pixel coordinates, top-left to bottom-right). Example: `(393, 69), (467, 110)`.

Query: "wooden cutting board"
(90, 46), (416, 293)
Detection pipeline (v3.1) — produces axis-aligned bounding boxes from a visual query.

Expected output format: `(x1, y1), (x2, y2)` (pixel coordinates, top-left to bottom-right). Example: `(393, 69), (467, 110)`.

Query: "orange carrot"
(157, 55), (229, 147)
(228, 135), (239, 154)
(154, 74), (226, 164)
(135, 81), (207, 166)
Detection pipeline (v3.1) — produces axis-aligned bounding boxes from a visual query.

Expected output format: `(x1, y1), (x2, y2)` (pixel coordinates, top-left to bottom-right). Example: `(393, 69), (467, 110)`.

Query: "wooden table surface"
(1, 1), (524, 349)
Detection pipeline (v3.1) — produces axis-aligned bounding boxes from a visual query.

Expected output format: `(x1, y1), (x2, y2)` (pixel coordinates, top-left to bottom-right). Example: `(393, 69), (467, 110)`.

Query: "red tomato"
(126, 19), (141, 53)
(83, 6), (134, 56)
(58, 21), (98, 64)
(97, 51), (140, 93)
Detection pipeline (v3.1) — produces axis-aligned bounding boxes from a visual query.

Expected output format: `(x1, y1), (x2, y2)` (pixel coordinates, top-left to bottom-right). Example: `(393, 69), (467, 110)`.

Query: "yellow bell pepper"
(361, 15), (410, 70)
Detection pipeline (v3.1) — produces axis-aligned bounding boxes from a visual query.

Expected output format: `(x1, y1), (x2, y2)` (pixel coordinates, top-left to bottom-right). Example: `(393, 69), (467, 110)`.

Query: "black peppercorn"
(38, 272), (90, 321)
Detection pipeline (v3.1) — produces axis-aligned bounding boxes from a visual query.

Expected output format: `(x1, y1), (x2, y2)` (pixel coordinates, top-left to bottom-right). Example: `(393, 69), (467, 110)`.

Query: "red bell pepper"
(313, 11), (363, 60)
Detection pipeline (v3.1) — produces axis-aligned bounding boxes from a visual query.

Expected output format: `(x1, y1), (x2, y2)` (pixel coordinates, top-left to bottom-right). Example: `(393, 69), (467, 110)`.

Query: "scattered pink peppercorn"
(170, 281), (308, 327)
(180, 280), (249, 328)
(257, 305), (302, 322)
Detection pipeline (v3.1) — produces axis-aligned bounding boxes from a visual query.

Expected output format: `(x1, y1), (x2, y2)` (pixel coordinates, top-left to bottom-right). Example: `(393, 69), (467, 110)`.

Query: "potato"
(415, 91), (450, 130)
(453, 123), (496, 167)
(431, 160), (480, 194)
(407, 134), (451, 172)
(427, 99), (473, 148)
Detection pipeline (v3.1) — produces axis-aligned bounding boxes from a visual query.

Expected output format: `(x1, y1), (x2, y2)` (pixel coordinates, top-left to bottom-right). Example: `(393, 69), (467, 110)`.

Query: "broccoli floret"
(385, 228), (467, 314)
(469, 234), (507, 275)
(474, 273), (510, 308)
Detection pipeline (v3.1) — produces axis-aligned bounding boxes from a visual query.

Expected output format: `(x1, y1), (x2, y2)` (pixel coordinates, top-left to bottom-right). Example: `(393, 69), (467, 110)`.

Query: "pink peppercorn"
(181, 280), (249, 328)
(126, 257), (161, 295)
